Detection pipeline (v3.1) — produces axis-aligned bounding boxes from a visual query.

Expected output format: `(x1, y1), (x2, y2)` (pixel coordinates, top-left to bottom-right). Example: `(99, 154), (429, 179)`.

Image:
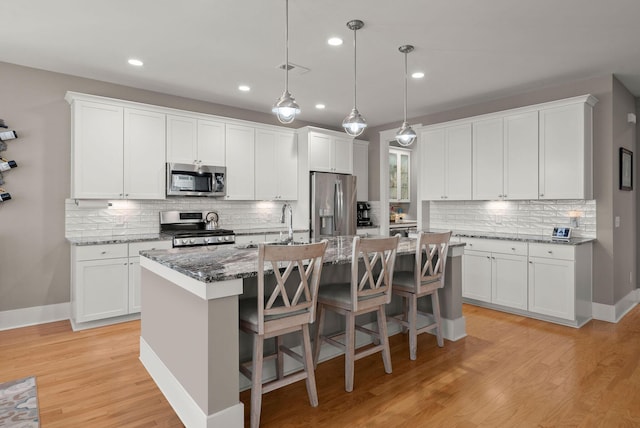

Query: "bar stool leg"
(250, 334), (264, 428)
(409, 295), (418, 360)
(378, 306), (392, 374)
(301, 324), (319, 406)
(345, 312), (356, 392)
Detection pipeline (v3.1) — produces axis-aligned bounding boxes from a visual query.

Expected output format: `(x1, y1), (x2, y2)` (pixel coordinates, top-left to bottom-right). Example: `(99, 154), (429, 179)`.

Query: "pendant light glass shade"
(273, 0), (300, 124)
(396, 45), (416, 147)
(342, 20), (367, 137)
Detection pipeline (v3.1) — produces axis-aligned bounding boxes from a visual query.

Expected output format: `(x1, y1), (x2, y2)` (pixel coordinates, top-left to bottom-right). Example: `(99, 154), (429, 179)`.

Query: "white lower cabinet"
(462, 238), (528, 310)
(462, 238), (593, 326)
(528, 242), (592, 323)
(72, 240), (171, 327)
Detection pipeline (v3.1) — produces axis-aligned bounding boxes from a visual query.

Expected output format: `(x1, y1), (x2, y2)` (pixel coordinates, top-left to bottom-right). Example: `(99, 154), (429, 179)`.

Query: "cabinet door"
(420, 128), (446, 200)
(353, 141), (369, 201)
(473, 118), (504, 200)
(528, 257), (575, 320)
(446, 123), (472, 200)
(275, 132), (298, 200)
(129, 257), (141, 313)
(197, 119), (226, 165)
(504, 111), (538, 200)
(333, 136), (353, 174)
(308, 132), (334, 172)
(462, 250), (492, 302)
(225, 124), (255, 200)
(539, 103), (585, 199)
(254, 129), (278, 200)
(492, 253), (528, 310)
(166, 115), (197, 164)
(72, 101), (124, 199)
(123, 108), (166, 199)
(76, 258), (129, 322)
(389, 151), (398, 202)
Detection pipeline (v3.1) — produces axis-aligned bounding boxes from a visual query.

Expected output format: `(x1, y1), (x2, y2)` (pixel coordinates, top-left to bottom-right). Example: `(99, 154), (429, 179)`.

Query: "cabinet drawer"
(462, 238), (527, 256)
(129, 240), (172, 256)
(529, 243), (575, 260)
(75, 243), (128, 261)
(235, 234), (266, 245)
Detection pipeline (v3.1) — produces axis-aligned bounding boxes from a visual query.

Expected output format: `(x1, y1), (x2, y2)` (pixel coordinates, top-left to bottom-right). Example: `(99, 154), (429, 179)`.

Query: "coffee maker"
(357, 202), (372, 227)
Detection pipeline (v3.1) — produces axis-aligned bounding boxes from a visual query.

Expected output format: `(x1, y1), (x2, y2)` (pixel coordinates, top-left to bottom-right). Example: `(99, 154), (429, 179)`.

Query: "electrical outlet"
(115, 215), (126, 226)
(615, 216), (620, 228)
(630, 272), (633, 284)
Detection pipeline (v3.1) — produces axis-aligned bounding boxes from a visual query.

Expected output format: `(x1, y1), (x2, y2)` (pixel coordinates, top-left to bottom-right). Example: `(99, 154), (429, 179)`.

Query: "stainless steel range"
(160, 210), (235, 247)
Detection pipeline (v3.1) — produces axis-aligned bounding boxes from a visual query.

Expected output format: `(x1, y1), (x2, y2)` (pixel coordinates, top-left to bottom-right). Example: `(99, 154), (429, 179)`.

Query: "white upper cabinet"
(353, 140), (369, 201)
(67, 93), (166, 200)
(304, 128), (353, 174)
(539, 98), (595, 200)
(473, 111), (538, 200)
(421, 123), (472, 200)
(124, 108), (166, 199)
(225, 124), (255, 200)
(389, 147), (410, 202)
(70, 100), (124, 199)
(166, 115), (225, 166)
(255, 128), (298, 200)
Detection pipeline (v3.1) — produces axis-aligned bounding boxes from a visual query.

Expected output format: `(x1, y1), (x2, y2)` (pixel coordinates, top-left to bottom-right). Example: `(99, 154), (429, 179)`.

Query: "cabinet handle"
(503, 194), (507, 198)
(124, 263), (128, 266)
(547, 251), (553, 254)
(511, 247), (516, 251)
(119, 193), (123, 197)
(540, 193), (544, 197)
(529, 261), (533, 264)
(486, 256), (491, 259)
(101, 251), (107, 255)
(125, 194), (129, 197)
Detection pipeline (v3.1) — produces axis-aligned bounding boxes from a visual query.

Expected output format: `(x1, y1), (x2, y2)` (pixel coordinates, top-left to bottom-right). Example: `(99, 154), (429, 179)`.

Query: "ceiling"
(3, 0), (640, 130)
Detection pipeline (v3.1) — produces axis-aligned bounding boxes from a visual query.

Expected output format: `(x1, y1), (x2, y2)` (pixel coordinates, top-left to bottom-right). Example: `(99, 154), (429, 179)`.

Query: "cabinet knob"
(101, 251), (107, 254)
(124, 263), (128, 266)
(529, 261), (533, 264)
(503, 194), (507, 198)
(547, 250), (553, 254)
(486, 256), (491, 259)
(540, 193), (544, 197)
(511, 247), (516, 251)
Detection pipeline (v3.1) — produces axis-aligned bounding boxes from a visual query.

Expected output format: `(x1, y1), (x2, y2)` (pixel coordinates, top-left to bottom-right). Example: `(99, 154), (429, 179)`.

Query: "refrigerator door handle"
(334, 180), (343, 233)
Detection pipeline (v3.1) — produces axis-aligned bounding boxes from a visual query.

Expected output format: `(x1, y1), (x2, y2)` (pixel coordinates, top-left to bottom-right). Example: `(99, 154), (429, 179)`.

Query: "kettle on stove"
(205, 211), (219, 230)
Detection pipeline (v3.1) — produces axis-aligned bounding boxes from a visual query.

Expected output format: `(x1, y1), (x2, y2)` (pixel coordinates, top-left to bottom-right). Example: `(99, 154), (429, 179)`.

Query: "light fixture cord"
(403, 51), (408, 122)
(284, 0), (289, 93)
(353, 27), (358, 109)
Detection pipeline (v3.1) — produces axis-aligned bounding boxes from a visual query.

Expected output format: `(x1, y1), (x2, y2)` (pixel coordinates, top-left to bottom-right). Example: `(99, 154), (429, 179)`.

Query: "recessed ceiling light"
(328, 37), (343, 46)
(315, 103), (326, 109)
(411, 71), (425, 79)
(128, 58), (143, 67)
(238, 85), (251, 92)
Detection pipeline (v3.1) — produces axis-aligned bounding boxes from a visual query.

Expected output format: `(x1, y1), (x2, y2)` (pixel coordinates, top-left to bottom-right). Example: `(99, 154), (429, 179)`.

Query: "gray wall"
(363, 75), (637, 306)
(0, 61), (326, 312)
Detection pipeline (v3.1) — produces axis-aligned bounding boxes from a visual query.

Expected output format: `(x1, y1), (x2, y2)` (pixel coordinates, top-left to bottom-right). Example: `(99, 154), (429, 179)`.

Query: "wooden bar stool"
(239, 240), (328, 428)
(390, 231), (451, 360)
(313, 235), (399, 392)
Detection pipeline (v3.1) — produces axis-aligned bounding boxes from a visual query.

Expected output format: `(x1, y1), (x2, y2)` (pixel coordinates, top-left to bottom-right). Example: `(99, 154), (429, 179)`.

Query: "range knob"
(225, 236), (232, 241)
(203, 237), (211, 244)
(189, 239), (196, 244)
(181, 239), (188, 245)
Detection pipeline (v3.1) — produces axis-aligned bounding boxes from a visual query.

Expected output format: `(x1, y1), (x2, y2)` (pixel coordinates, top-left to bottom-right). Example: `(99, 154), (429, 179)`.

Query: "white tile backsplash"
(65, 198), (297, 238)
(428, 199), (596, 238)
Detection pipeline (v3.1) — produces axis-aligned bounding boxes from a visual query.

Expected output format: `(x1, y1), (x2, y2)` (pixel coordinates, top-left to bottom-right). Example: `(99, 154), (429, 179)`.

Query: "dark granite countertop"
(67, 233), (172, 246)
(452, 231), (594, 245)
(141, 236), (465, 283)
(234, 228), (309, 236)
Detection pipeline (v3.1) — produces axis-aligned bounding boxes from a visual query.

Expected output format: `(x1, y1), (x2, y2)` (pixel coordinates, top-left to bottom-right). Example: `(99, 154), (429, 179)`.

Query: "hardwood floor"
(1, 304), (639, 427)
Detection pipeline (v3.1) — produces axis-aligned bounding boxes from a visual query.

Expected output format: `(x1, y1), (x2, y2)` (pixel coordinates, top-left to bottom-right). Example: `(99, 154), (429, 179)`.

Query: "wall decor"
(620, 147), (633, 191)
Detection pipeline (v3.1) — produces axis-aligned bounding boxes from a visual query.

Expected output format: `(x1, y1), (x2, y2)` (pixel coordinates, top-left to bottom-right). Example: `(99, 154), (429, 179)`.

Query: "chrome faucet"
(281, 203), (294, 242)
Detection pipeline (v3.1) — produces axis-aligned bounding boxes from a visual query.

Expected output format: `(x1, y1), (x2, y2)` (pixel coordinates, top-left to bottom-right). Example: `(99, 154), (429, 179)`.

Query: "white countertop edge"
(140, 256), (243, 300)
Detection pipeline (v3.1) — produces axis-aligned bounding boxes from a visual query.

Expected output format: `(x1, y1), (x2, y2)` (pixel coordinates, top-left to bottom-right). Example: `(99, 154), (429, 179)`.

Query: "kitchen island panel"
(140, 268), (242, 427)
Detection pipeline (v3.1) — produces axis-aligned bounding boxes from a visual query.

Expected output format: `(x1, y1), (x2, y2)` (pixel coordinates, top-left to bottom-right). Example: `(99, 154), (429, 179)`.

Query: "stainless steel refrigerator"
(310, 172), (357, 240)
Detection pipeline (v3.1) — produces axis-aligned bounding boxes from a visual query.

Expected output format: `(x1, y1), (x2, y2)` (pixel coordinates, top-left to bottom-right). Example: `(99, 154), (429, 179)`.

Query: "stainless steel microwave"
(166, 163), (226, 197)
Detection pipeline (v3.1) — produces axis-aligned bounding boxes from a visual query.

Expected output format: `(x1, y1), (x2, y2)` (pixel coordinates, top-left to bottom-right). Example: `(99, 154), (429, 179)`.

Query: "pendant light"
(342, 19), (367, 137)
(396, 45), (416, 146)
(272, 0), (300, 124)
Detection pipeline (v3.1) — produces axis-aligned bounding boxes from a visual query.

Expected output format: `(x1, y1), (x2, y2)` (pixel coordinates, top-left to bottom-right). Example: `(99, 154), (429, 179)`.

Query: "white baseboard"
(140, 337), (244, 428)
(0, 302), (70, 331)
(592, 288), (639, 323)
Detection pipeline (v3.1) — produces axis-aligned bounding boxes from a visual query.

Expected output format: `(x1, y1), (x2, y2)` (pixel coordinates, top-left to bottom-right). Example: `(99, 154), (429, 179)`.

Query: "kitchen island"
(139, 236), (465, 428)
